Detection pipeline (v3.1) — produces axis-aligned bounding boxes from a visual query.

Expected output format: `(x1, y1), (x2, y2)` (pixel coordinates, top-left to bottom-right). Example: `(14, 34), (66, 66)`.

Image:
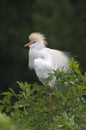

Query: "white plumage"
(25, 32), (70, 87)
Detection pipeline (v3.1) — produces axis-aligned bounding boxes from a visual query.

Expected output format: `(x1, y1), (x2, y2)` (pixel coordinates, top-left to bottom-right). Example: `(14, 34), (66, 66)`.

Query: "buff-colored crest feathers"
(29, 32), (47, 45)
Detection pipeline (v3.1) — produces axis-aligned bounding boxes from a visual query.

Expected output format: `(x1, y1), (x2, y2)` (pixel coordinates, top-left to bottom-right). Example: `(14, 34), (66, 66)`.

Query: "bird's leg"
(48, 93), (53, 108)
(49, 93), (52, 103)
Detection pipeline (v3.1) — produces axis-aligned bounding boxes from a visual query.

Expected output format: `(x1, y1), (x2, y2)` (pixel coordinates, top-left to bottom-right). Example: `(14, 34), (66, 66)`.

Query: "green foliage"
(0, 113), (14, 130)
(0, 60), (86, 130)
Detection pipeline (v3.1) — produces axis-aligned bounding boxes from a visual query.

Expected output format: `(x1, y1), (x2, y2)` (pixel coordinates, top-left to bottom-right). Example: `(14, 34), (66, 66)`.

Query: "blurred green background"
(0, 0), (86, 91)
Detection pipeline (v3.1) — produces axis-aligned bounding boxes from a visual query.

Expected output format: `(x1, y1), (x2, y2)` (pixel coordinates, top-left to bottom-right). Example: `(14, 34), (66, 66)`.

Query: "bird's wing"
(44, 48), (69, 71)
(33, 48), (54, 79)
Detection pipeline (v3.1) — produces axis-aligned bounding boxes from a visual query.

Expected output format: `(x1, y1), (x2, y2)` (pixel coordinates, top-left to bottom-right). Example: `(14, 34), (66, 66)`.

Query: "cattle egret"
(24, 32), (70, 87)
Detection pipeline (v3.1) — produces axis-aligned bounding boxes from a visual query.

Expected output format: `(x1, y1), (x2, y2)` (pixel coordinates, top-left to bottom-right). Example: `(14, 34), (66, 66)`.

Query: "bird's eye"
(32, 41), (36, 44)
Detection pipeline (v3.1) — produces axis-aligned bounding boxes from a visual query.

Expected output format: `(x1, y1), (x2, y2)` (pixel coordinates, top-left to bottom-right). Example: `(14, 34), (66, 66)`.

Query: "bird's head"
(24, 32), (47, 49)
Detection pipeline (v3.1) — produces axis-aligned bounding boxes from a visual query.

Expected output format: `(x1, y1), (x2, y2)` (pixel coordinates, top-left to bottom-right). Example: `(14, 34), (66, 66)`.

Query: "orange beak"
(24, 41), (33, 47)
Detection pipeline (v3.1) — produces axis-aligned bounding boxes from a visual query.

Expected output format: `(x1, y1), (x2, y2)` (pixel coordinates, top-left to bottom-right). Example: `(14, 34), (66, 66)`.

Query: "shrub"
(0, 59), (86, 130)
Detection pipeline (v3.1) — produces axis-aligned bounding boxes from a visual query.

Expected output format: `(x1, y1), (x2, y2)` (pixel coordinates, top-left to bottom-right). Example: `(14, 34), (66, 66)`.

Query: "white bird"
(24, 32), (70, 87)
